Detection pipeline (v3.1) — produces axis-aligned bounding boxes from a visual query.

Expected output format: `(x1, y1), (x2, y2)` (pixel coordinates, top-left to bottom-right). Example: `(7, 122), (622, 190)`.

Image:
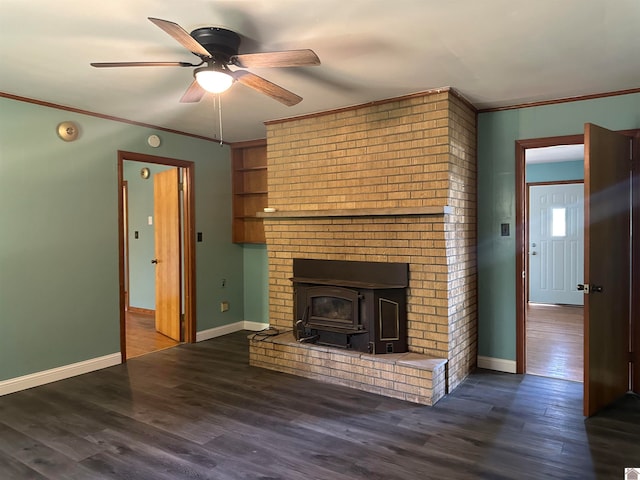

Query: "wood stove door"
(294, 284), (357, 336)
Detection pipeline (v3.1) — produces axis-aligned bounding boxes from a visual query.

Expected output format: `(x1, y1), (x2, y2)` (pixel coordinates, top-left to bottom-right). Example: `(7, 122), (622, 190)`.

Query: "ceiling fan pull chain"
(217, 94), (224, 146)
(212, 94), (218, 140)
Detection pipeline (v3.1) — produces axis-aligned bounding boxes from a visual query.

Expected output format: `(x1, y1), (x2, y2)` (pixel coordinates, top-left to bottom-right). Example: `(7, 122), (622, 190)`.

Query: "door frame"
(515, 130), (640, 378)
(515, 134), (583, 374)
(632, 133), (640, 393)
(122, 180), (130, 311)
(117, 151), (196, 361)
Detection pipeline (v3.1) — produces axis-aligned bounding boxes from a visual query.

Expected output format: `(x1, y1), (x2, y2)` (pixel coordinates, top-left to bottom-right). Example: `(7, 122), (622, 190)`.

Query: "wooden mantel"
(257, 205), (452, 219)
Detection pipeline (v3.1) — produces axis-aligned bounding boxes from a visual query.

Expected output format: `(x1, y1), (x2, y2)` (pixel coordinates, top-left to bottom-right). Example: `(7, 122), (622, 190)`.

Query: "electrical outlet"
(220, 301), (229, 313)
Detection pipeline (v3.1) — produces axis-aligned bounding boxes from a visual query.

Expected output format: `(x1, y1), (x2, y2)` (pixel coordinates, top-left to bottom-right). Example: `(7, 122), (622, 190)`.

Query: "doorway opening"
(523, 143), (585, 382)
(117, 151), (196, 362)
(515, 134), (584, 382)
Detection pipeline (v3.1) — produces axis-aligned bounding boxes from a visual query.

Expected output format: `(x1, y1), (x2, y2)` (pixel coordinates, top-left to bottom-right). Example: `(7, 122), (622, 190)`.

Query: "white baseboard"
(243, 321), (270, 332)
(2, 321), (271, 396)
(477, 356), (517, 373)
(0, 353), (121, 397)
(196, 321), (270, 342)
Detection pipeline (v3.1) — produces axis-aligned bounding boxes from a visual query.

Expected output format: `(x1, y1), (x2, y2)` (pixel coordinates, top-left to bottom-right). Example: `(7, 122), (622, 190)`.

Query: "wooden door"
(583, 123), (631, 416)
(634, 134), (640, 396)
(153, 168), (181, 341)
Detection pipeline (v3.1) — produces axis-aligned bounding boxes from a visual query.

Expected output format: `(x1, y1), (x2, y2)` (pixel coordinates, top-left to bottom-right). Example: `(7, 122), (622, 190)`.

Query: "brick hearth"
(250, 332), (447, 405)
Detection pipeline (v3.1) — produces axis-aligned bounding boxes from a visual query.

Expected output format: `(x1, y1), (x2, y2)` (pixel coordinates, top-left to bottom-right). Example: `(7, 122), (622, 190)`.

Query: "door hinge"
(179, 182), (184, 192)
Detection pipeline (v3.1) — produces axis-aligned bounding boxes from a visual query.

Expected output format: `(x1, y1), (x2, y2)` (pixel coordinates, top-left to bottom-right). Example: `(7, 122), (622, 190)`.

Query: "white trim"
(243, 321), (270, 332)
(0, 353), (121, 397)
(1, 321), (272, 396)
(196, 321), (270, 342)
(477, 356), (517, 373)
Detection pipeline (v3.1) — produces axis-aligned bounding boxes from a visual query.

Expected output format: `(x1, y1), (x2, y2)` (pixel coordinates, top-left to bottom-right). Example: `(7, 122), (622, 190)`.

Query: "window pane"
(552, 208), (566, 237)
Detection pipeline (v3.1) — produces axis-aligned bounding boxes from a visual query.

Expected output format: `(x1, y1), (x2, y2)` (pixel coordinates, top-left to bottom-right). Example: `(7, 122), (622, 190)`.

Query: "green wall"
(0, 97), (245, 381)
(6, 90), (636, 382)
(243, 244), (269, 324)
(477, 92), (640, 361)
(526, 160), (584, 183)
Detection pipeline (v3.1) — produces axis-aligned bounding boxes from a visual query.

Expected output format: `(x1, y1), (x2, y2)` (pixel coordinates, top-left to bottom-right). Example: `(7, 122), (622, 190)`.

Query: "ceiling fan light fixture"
(194, 66), (233, 93)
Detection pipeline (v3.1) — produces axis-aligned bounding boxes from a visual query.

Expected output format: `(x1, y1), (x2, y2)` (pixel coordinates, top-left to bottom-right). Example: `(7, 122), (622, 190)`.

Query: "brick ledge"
(257, 205), (452, 219)
(249, 332), (447, 406)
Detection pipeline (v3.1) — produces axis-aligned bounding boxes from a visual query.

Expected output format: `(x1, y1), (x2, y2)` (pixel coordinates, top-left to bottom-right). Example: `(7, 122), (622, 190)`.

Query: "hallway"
(526, 303), (583, 382)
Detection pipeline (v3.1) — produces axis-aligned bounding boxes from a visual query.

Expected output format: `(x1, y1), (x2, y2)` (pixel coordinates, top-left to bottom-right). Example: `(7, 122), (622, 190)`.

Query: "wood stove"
(292, 258), (408, 354)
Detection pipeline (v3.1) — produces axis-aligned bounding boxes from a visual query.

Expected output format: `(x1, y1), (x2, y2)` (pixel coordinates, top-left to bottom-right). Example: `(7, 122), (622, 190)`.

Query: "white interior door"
(529, 183), (584, 305)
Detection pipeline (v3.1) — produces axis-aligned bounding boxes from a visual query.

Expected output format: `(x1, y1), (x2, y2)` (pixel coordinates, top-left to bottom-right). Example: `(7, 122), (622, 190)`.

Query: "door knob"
(577, 284), (603, 293)
(531, 251), (537, 255)
(151, 259), (158, 264)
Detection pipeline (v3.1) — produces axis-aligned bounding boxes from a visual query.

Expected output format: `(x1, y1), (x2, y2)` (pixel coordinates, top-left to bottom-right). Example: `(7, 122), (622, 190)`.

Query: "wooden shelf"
(235, 191), (268, 196)
(257, 205), (453, 219)
(231, 140), (267, 244)
(236, 166), (267, 172)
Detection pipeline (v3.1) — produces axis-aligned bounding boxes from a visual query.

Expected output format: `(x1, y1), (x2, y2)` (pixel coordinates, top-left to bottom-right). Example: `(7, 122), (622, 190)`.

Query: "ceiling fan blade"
(233, 71), (302, 106)
(232, 49), (320, 68)
(90, 61), (195, 68)
(180, 79), (206, 103)
(148, 17), (211, 57)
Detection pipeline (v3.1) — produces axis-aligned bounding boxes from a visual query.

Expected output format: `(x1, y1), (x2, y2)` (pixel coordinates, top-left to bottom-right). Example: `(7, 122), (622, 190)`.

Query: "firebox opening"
(292, 258), (408, 354)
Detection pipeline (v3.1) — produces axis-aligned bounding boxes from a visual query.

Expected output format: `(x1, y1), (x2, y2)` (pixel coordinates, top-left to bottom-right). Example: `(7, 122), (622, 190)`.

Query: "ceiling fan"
(91, 17), (320, 106)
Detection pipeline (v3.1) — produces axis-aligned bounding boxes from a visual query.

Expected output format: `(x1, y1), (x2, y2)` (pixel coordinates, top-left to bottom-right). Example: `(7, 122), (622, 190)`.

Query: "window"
(551, 208), (566, 237)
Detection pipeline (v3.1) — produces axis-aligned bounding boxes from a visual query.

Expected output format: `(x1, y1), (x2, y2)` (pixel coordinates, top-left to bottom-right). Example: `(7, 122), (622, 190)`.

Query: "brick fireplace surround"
(249, 87), (477, 405)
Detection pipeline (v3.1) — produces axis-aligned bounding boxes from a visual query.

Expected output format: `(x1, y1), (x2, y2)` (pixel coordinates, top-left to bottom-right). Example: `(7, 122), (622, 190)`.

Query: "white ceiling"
(526, 144), (584, 164)
(1, 0), (638, 143)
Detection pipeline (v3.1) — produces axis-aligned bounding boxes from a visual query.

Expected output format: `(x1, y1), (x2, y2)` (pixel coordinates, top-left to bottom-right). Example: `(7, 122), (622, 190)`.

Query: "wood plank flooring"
(526, 303), (584, 382)
(125, 310), (179, 359)
(1, 331), (638, 479)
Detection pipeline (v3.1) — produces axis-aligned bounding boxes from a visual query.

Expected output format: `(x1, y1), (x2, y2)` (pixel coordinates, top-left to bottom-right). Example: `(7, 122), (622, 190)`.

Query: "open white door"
(529, 183), (584, 305)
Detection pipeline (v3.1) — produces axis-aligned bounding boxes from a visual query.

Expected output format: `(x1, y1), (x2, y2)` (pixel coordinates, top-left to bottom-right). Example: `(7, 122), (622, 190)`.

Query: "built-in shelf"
(257, 205), (453, 219)
(231, 139), (267, 244)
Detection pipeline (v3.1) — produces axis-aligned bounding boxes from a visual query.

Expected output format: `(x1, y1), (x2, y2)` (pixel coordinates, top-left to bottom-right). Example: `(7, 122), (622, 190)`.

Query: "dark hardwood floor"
(526, 303), (584, 382)
(1, 331), (638, 479)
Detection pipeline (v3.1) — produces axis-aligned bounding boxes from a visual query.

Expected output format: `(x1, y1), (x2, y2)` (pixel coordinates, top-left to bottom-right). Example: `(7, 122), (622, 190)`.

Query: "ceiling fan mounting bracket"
(190, 27), (241, 63)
